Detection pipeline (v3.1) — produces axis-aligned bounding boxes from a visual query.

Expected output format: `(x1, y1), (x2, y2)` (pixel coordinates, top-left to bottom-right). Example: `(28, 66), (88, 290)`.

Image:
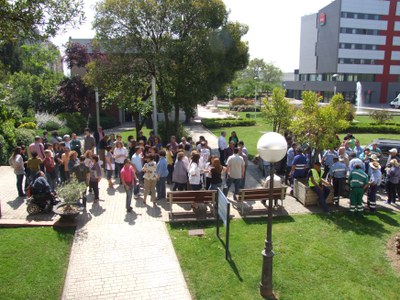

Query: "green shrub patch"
(201, 118), (256, 129)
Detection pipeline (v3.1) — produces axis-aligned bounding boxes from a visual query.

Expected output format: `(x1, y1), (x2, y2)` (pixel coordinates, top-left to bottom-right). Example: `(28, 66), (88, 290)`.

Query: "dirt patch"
(386, 233), (400, 273)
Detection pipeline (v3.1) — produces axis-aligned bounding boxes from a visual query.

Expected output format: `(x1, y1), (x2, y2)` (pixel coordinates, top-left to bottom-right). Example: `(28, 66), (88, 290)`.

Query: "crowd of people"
(284, 132), (399, 213)
(8, 127), (250, 213)
(8, 126), (397, 214)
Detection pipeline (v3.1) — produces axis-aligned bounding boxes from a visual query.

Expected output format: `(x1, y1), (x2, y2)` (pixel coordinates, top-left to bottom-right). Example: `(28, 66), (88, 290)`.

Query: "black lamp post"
(257, 132), (288, 299)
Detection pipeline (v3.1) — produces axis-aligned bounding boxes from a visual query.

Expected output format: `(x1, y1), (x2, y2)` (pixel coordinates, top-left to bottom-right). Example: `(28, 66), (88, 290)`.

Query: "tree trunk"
(174, 104), (180, 129)
(132, 111), (142, 139)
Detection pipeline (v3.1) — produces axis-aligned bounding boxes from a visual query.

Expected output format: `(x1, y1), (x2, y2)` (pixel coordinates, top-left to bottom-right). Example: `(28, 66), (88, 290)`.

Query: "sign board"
(319, 12), (326, 26)
(216, 188), (231, 260)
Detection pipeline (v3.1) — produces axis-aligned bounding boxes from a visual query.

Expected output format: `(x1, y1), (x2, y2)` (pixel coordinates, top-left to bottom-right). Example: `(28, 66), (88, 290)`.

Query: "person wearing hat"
(348, 161), (369, 213)
(367, 161), (381, 212)
(349, 152), (365, 173)
(328, 156), (348, 206)
(385, 148), (399, 167)
(386, 159), (400, 204)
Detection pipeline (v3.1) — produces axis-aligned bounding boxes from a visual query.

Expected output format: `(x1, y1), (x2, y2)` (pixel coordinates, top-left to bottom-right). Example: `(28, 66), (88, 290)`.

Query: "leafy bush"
(58, 112), (87, 134)
(369, 110), (393, 124)
(232, 105), (260, 112)
(201, 118), (256, 129)
(346, 123), (400, 134)
(45, 120), (61, 131)
(35, 112), (65, 129)
(18, 122), (37, 130)
(15, 128), (36, 147)
(20, 116), (36, 124)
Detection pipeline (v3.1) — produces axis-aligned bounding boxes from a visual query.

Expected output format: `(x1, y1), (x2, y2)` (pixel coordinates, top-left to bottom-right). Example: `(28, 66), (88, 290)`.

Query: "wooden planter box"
(293, 178), (334, 207)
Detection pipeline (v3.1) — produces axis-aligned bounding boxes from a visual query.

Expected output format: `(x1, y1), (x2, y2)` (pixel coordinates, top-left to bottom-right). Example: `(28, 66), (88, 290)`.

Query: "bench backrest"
(238, 187), (287, 202)
(167, 190), (217, 203)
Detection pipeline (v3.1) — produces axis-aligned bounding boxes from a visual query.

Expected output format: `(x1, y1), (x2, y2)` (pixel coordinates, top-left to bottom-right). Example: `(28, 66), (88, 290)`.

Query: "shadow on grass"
(53, 227), (75, 242)
(242, 215), (296, 225)
(315, 211), (395, 237)
(216, 234), (244, 282)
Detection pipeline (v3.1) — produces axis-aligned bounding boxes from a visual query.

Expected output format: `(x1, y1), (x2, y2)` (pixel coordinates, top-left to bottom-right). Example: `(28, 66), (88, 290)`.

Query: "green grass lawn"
(0, 227), (75, 300)
(169, 212), (400, 300)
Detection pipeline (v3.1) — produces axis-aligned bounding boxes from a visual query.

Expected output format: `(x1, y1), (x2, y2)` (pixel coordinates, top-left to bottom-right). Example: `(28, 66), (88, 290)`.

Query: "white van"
(390, 93), (400, 108)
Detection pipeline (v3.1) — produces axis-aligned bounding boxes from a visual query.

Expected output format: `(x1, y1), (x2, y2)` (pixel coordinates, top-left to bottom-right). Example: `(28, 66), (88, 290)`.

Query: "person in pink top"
(120, 159), (138, 213)
(29, 136), (45, 160)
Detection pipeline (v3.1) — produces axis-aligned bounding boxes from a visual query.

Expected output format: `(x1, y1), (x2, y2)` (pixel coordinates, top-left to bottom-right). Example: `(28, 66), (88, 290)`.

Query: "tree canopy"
(230, 58), (283, 98)
(91, 0), (249, 134)
(0, 0), (85, 43)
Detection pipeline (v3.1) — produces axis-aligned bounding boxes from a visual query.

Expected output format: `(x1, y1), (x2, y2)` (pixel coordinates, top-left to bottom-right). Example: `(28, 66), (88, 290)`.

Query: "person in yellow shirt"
(309, 162), (331, 213)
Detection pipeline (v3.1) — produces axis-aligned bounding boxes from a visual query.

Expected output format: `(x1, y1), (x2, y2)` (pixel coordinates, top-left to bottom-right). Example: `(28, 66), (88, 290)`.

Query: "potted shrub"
(53, 177), (85, 220)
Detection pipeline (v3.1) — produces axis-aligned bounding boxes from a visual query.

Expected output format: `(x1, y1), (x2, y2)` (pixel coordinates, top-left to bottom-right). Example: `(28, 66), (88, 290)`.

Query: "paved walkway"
(1, 104), (399, 299)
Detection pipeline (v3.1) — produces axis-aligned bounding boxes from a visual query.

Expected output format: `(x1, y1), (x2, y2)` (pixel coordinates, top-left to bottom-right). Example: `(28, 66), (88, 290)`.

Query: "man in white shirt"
(131, 146), (143, 196)
(226, 148), (245, 200)
(218, 131), (227, 165)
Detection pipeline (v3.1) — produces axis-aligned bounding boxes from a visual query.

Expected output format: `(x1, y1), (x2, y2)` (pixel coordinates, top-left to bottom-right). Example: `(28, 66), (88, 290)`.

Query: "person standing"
(89, 155), (102, 203)
(289, 147), (307, 194)
(285, 143), (296, 185)
(27, 152), (42, 183)
(238, 145), (248, 189)
(209, 158), (224, 190)
(367, 161), (381, 212)
(120, 159), (138, 212)
(218, 131), (227, 165)
(43, 149), (57, 190)
(114, 141), (128, 184)
(321, 148), (337, 178)
(156, 150), (169, 201)
(172, 152), (188, 191)
(226, 148), (245, 200)
(70, 133), (82, 157)
(386, 159), (400, 204)
(131, 146), (143, 197)
(105, 145), (115, 189)
(348, 162), (369, 213)
(29, 136), (45, 160)
(71, 155), (90, 208)
(328, 157), (347, 206)
(228, 131), (239, 147)
(83, 128), (96, 153)
(9, 147), (26, 197)
(142, 154), (158, 205)
(188, 153), (202, 191)
(93, 126), (104, 153)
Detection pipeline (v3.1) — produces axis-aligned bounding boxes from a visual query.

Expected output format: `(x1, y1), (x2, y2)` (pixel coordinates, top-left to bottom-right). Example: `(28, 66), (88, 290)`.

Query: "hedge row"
(201, 118), (256, 129)
(347, 123), (400, 134)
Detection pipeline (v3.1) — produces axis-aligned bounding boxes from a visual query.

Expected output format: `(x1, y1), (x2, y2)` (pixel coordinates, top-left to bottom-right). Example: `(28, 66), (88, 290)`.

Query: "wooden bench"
(293, 178), (334, 206)
(237, 186), (288, 216)
(167, 190), (217, 220)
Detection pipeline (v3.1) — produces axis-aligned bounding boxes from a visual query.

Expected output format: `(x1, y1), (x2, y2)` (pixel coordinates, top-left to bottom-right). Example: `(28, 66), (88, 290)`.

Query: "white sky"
(52, 0), (334, 72)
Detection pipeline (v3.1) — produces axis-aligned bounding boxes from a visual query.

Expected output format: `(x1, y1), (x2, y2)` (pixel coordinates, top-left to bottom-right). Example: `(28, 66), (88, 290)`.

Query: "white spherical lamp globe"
(257, 132), (287, 163)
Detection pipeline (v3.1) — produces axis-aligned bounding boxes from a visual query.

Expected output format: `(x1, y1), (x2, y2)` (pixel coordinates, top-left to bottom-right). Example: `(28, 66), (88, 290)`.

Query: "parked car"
(366, 138), (400, 164)
(389, 93), (400, 108)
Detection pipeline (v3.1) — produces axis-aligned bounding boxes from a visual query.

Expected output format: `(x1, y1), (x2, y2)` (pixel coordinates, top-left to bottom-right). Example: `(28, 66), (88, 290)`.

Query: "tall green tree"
(261, 87), (294, 133)
(93, 0), (249, 134)
(0, 0), (85, 43)
(289, 92), (350, 163)
(231, 58), (283, 98)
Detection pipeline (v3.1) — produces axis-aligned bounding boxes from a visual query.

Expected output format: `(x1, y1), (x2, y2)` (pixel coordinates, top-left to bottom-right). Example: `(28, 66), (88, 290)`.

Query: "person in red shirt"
(43, 150), (56, 190)
(120, 159), (138, 213)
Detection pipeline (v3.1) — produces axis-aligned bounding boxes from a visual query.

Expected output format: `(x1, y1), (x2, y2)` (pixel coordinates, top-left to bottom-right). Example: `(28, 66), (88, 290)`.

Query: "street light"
(332, 74), (339, 95)
(257, 132), (288, 299)
(227, 87), (232, 110)
(254, 77), (258, 119)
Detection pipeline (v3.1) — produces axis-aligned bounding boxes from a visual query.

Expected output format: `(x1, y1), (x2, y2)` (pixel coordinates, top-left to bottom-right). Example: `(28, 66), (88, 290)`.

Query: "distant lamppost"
(227, 87), (232, 110)
(333, 73), (339, 95)
(254, 76), (258, 119)
(257, 132), (288, 299)
(95, 87), (100, 129)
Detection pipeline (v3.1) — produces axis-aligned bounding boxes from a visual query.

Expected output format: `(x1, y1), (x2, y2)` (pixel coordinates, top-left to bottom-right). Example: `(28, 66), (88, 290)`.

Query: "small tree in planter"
(53, 177), (85, 219)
